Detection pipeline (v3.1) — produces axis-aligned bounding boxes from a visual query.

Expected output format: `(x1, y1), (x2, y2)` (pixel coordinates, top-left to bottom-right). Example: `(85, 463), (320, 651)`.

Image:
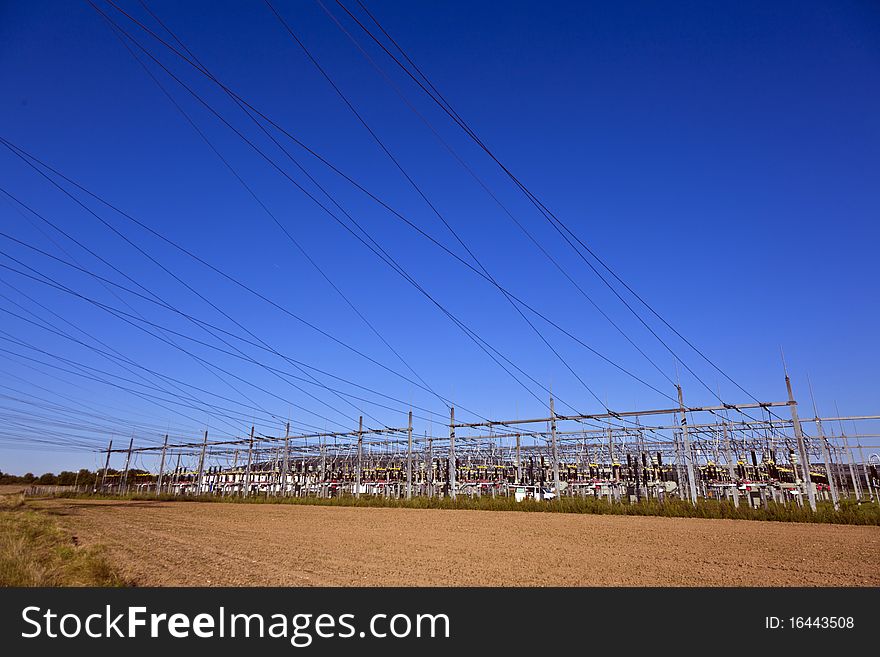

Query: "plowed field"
(36, 499), (880, 586)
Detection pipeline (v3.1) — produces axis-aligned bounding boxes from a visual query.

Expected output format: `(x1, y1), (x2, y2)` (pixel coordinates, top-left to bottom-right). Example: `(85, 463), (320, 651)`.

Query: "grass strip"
(52, 491), (880, 526)
(0, 495), (127, 587)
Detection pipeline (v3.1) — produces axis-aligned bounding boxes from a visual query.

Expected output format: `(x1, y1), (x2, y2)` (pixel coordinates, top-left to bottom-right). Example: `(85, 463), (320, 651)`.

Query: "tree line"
(0, 468), (150, 486)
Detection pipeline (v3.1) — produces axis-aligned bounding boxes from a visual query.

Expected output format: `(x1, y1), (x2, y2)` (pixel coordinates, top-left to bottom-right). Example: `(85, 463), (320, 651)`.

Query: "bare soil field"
(35, 498), (880, 586)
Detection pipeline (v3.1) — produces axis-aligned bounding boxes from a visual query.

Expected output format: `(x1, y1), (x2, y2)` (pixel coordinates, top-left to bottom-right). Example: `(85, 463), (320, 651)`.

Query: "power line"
(319, 0), (678, 390)
(97, 0), (558, 415)
(93, 0), (534, 429)
(1, 134), (487, 423)
(1, 152), (376, 431)
(0, 283), (254, 436)
(265, 0), (617, 418)
(95, 1), (675, 428)
(332, 0), (779, 424)
(135, 0), (443, 413)
(99, 10), (408, 430)
(0, 240), (353, 433)
(0, 216), (491, 431)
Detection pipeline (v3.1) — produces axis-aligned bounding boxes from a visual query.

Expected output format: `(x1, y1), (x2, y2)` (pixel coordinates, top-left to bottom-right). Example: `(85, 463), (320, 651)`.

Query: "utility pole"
(722, 423), (740, 508)
(172, 453), (181, 494)
(515, 433), (521, 485)
(607, 427), (614, 469)
(677, 386), (698, 504)
(833, 443), (849, 497)
(785, 374), (816, 511)
(157, 434), (168, 495)
(550, 395), (561, 500)
(808, 379), (839, 509)
(406, 410), (413, 500)
(120, 436), (134, 494)
(840, 432), (861, 500)
(449, 407), (457, 500)
(281, 422), (290, 497)
(672, 421), (684, 500)
(355, 416), (363, 498)
(196, 430), (208, 495)
(426, 434), (433, 497)
(244, 425), (254, 497)
(606, 425), (616, 501)
(635, 417), (646, 500)
(815, 419), (839, 510)
(320, 438), (327, 499)
(857, 441), (875, 503)
(99, 439), (112, 493)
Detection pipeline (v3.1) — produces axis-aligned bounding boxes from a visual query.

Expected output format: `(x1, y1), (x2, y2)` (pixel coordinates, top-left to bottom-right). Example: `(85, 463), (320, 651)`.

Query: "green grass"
(53, 490), (880, 526)
(0, 495), (127, 587)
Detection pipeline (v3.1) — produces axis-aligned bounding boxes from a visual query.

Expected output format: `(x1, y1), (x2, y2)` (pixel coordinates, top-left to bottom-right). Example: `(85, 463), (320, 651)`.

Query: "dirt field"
(35, 498), (880, 586)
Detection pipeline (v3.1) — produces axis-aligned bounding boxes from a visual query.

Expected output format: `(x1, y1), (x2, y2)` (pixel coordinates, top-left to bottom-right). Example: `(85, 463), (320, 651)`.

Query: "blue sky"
(1, 0), (878, 474)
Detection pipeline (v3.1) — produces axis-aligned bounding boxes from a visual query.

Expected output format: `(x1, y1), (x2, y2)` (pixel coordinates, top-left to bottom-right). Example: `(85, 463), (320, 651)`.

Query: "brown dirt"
(35, 499), (880, 586)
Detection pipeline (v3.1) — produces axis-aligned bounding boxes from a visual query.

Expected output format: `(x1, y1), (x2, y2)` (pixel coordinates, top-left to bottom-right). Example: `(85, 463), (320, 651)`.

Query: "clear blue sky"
(1, 0), (878, 474)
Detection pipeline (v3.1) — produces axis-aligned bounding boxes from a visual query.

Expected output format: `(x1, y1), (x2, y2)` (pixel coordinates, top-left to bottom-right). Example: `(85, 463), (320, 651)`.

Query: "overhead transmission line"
(0, 331), (247, 441)
(1, 149), (382, 433)
(2, 188), (294, 434)
(0, 291), (306, 435)
(3, 143), (476, 435)
(1, 191), (261, 430)
(0, 187), (362, 435)
(125, 7), (659, 442)
(0, 345), (236, 443)
(0, 188), (500, 432)
(317, 0), (677, 391)
(0, 264), (449, 430)
(103, 6), (442, 426)
(2, 134), (503, 431)
(334, 0), (781, 423)
(0, 282), (262, 437)
(0, 363), (194, 439)
(0, 192), (295, 439)
(96, 0), (566, 419)
(0, 235), (356, 435)
(97, 1), (677, 431)
(264, 0), (625, 421)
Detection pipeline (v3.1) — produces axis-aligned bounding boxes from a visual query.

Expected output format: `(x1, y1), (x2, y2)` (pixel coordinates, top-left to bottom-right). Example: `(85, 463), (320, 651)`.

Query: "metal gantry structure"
(96, 376), (880, 511)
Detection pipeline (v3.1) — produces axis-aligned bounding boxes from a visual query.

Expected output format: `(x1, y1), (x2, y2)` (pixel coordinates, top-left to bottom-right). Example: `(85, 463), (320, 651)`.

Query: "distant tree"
(56, 471), (78, 486)
(0, 469), (99, 485)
